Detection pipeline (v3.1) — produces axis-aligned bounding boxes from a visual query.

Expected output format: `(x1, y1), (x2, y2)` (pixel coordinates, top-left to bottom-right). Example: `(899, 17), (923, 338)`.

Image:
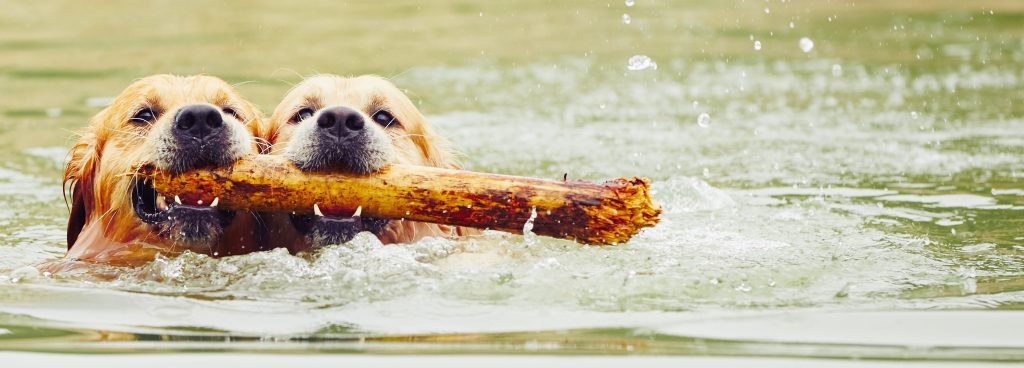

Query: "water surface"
(0, 0), (1022, 364)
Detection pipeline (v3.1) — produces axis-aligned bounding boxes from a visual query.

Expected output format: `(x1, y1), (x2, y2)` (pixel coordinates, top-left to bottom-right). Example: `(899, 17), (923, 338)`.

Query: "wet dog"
(62, 75), (266, 266)
(263, 75), (476, 252)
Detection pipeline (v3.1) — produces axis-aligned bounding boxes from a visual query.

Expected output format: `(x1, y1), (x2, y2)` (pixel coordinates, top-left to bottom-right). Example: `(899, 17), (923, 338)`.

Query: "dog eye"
(290, 108), (315, 124)
(222, 107), (242, 121)
(371, 110), (397, 127)
(129, 108), (157, 125)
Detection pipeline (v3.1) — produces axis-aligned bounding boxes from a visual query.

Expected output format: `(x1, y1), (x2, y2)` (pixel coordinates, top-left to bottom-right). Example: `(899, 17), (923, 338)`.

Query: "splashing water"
(522, 206), (538, 246)
(622, 13), (631, 25)
(626, 55), (656, 71)
(753, 40), (762, 51)
(697, 112), (711, 127)
(799, 37), (815, 53)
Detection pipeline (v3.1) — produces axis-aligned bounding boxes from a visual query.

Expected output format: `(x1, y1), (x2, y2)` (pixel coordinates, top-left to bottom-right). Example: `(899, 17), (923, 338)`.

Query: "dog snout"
(316, 106), (365, 139)
(174, 105), (224, 141)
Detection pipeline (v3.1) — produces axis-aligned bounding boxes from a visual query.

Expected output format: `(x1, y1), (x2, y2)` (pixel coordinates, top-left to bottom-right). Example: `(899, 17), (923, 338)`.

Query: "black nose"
(316, 106), (365, 138)
(174, 105), (224, 140)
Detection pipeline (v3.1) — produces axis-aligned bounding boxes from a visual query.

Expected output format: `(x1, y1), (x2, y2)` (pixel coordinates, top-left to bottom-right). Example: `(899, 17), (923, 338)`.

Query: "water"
(799, 37), (815, 53)
(627, 55), (656, 71)
(0, 1), (1023, 364)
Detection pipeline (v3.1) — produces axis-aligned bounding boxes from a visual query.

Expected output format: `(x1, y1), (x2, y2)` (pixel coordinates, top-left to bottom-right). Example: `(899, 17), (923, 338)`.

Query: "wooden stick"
(137, 155), (661, 245)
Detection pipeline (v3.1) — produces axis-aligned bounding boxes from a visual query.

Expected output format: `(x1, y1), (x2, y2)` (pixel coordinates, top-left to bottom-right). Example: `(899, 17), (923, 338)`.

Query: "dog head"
(64, 75), (265, 260)
(265, 75), (458, 248)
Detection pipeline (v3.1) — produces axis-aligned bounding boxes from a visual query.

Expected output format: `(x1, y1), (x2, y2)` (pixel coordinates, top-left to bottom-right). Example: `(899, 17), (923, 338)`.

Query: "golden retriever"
(61, 75), (266, 266)
(263, 75), (476, 251)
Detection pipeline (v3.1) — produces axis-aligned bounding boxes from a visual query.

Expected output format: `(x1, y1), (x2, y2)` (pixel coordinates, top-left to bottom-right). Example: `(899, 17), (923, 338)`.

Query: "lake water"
(0, 1), (1022, 365)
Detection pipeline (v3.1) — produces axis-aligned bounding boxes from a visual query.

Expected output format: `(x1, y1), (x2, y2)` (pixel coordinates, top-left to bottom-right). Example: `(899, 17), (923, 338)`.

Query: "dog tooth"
(313, 203), (324, 217)
(174, 195), (182, 205)
(210, 197), (219, 207)
(352, 206), (363, 217)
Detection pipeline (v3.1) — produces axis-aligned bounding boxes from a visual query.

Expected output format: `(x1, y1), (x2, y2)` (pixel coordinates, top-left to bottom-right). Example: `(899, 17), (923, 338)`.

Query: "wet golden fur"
(264, 75), (477, 250)
(61, 75), (266, 266)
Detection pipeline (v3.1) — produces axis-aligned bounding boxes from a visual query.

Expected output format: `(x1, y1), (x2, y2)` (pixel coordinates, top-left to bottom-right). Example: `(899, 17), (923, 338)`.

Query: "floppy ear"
(64, 131), (100, 249)
(407, 113), (462, 170)
(238, 98), (273, 154)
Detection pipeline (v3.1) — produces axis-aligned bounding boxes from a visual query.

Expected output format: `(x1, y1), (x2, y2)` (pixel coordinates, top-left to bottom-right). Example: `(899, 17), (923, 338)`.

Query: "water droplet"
(626, 55), (656, 71)
(763, 7), (770, 14)
(702, 167), (710, 177)
(911, 111), (919, 119)
(831, 64), (842, 77)
(625, 0), (634, 6)
(753, 40), (762, 50)
(799, 37), (814, 53)
(523, 206), (538, 246)
(789, 21), (795, 28)
(697, 112), (711, 127)
(622, 13), (631, 24)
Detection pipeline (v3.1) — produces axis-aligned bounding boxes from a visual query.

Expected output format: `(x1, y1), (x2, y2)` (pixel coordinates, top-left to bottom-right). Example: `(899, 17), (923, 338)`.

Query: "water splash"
(522, 206), (538, 246)
(799, 37), (815, 53)
(697, 112), (711, 127)
(753, 40), (762, 51)
(626, 55), (656, 71)
(622, 13), (631, 25)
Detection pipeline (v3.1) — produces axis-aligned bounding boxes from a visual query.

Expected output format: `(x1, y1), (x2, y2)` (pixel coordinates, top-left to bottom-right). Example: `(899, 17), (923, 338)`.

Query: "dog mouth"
(290, 204), (389, 247)
(131, 178), (235, 244)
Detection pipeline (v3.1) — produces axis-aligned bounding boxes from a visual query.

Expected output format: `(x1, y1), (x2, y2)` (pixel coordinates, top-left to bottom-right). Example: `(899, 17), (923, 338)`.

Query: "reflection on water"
(0, 0), (1022, 363)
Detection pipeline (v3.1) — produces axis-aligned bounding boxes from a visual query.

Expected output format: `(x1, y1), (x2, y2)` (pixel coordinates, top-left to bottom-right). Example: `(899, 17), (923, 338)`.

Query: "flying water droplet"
(627, 55), (656, 71)
(697, 112), (711, 127)
(831, 64), (842, 77)
(625, 0), (634, 6)
(753, 40), (762, 50)
(622, 13), (631, 24)
(523, 206), (538, 246)
(702, 168), (711, 177)
(799, 37), (814, 53)
(911, 111), (919, 119)
(789, 21), (795, 28)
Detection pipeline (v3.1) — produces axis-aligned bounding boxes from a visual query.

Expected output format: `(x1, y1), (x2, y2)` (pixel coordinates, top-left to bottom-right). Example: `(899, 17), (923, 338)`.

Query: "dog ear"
(238, 99), (273, 154)
(64, 131), (100, 249)
(406, 113), (462, 170)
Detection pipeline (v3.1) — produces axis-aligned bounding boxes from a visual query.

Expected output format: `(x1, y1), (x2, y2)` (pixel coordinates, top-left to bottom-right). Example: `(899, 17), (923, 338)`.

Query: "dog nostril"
(345, 115), (364, 130)
(174, 105), (224, 139)
(176, 118), (195, 131)
(317, 113), (337, 129)
(206, 110), (223, 129)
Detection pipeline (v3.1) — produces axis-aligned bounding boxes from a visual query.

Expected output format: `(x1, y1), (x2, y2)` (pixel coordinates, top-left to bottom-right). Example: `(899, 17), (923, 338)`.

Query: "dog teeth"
(210, 197), (219, 207)
(313, 203), (324, 217)
(174, 195), (182, 205)
(352, 206), (362, 217)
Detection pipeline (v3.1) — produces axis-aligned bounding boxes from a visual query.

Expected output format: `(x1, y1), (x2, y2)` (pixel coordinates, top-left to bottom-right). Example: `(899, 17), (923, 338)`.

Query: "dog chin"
(290, 213), (389, 249)
(131, 177), (235, 253)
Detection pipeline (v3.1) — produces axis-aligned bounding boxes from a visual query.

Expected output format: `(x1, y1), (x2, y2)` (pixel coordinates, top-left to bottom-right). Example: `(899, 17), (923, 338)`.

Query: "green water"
(0, 0), (1022, 364)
